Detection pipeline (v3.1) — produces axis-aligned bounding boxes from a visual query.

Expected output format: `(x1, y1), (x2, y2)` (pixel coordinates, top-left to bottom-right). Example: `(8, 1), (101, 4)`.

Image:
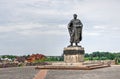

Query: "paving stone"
(0, 66), (39, 79)
(46, 65), (120, 79)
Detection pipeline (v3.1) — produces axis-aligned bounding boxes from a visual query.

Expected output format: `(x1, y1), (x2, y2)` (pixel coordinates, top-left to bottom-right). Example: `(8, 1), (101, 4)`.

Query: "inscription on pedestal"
(63, 46), (85, 63)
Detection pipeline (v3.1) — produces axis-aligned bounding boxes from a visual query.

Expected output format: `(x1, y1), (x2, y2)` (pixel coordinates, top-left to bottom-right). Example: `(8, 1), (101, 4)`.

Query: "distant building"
(0, 58), (2, 63)
(16, 56), (26, 63)
(26, 54), (46, 62)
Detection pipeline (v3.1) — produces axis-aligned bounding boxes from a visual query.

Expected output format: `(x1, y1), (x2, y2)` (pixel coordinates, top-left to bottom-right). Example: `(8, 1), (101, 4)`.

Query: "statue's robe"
(68, 19), (83, 43)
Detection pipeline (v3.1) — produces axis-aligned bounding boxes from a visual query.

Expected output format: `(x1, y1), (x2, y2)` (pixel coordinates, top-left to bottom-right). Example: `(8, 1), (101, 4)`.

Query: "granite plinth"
(63, 46), (85, 63)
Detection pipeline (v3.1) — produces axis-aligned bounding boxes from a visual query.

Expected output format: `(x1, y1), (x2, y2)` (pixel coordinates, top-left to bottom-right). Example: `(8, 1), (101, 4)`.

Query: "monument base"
(63, 46), (85, 63)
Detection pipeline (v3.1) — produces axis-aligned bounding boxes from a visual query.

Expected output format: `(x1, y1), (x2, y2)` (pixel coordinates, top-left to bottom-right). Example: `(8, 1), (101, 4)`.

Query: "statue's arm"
(68, 20), (72, 29)
(68, 20), (73, 35)
(79, 20), (83, 28)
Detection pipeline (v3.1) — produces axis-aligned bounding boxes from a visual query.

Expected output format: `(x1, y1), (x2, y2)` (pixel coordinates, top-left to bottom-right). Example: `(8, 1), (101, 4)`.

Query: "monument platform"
(35, 63), (110, 70)
(35, 46), (111, 70)
(63, 46), (85, 63)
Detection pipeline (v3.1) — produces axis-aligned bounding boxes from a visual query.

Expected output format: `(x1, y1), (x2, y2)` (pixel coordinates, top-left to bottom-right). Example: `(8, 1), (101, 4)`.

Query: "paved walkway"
(0, 65), (120, 79)
(45, 65), (120, 79)
(33, 70), (48, 79)
(0, 66), (39, 79)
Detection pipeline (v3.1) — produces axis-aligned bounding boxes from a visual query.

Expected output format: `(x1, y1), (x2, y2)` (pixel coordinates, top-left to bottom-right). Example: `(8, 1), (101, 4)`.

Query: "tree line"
(0, 52), (120, 63)
(85, 51), (120, 61)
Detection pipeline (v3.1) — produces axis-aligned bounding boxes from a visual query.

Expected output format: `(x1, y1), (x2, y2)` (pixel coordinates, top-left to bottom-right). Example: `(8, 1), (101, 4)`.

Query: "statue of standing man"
(68, 14), (83, 47)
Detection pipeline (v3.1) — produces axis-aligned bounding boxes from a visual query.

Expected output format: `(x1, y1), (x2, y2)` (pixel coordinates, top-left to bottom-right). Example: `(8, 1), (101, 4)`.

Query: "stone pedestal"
(63, 46), (85, 63)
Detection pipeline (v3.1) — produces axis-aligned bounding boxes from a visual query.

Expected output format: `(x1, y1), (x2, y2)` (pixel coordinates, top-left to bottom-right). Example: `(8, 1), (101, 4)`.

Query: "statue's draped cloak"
(68, 19), (83, 43)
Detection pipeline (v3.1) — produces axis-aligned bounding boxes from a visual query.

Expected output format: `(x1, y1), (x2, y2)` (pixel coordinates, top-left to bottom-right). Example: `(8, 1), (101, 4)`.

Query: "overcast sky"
(0, 0), (120, 56)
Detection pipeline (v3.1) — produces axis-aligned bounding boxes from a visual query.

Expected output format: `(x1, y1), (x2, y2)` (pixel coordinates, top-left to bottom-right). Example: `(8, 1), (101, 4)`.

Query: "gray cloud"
(0, 0), (120, 55)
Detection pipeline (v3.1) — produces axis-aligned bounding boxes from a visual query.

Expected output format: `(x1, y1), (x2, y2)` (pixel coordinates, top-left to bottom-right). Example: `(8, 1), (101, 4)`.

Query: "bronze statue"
(68, 14), (83, 47)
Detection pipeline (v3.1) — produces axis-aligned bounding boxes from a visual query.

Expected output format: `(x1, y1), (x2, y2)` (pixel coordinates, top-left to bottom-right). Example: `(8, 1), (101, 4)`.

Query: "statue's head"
(73, 14), (77, 19)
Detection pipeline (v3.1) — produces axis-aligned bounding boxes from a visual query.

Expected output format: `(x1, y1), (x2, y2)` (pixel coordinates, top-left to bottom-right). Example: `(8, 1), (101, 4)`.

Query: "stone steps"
(85, 64), (103, 67)
(35, 64), (110, 70)
(35, 65), (89, 70)
(87, 65), (110, 69)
